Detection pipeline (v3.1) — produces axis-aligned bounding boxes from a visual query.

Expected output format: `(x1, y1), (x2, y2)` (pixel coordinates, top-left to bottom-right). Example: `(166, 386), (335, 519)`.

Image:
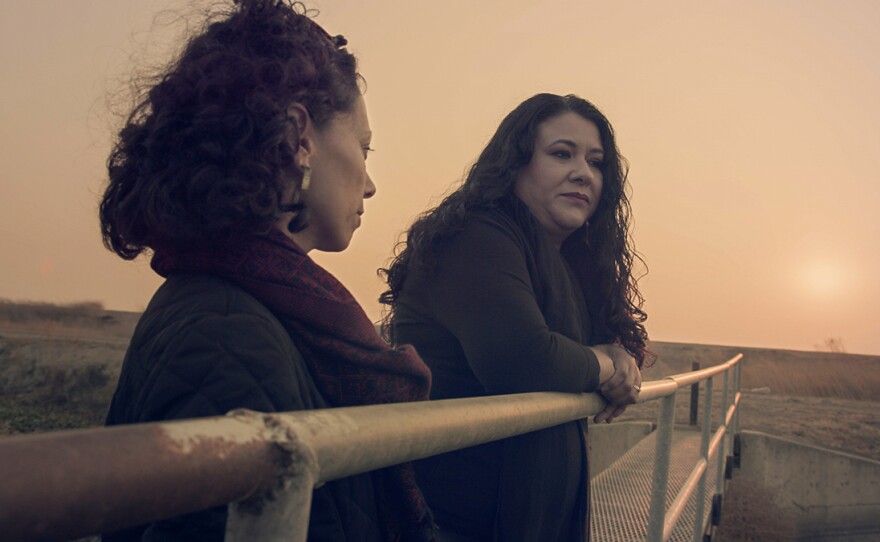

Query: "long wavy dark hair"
(100, 0), (361, 259)
(380, 93), (652, 366)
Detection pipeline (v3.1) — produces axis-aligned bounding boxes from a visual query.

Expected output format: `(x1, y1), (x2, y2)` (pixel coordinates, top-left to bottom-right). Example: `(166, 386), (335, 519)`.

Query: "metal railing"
(642, 354), (743, 542)
(0, 354), (743, 542)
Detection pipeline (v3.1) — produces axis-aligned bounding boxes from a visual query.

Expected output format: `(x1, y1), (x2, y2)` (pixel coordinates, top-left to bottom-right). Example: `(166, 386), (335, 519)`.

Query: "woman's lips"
(562, 193), (590, 205)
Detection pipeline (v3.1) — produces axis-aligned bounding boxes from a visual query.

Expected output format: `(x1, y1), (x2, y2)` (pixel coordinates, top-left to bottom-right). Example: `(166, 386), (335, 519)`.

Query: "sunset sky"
(1, 1), (878, 355)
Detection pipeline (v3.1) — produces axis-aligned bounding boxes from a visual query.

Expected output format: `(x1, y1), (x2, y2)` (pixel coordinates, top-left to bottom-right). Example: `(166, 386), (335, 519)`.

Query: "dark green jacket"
(103, 274), (382, 542)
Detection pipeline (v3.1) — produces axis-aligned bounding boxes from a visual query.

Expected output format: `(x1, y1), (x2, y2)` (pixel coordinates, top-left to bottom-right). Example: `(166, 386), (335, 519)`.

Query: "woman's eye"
(552, 150), (571, 159)
(589, 159), (605, 169)
(363, 146), (374, 159)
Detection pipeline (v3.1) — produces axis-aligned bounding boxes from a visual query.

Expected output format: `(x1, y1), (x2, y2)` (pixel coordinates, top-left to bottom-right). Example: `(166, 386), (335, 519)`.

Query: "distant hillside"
(0, 301), (139, 341)
(648, 341), (879, 401)
(1, 300), (877, 402)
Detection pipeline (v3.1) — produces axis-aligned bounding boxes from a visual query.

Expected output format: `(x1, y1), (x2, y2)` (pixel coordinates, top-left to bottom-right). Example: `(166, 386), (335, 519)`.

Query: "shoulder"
(133, 273), (297, 369)
(439, 198), (556, 271)
(146, 274), (279, 321)
(449, 205), (530, 250)
(111, 274), (312, 423)
(131, 274), (286, 344)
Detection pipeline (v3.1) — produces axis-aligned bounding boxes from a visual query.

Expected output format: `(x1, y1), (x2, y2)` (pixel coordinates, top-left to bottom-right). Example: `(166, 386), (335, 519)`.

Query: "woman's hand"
(589, 344), (642, 423)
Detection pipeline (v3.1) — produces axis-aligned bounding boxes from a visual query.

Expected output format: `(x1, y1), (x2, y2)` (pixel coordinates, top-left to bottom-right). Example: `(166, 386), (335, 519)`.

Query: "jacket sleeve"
(428, 217), (601, 395)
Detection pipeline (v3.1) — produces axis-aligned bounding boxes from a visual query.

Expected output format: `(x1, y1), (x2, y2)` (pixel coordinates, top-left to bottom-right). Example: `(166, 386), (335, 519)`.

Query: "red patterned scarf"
(152, 228), (436, 541)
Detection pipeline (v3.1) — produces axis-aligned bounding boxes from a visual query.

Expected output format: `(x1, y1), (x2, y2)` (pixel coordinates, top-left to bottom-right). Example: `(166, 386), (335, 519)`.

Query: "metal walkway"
(592, 427), (716, 541)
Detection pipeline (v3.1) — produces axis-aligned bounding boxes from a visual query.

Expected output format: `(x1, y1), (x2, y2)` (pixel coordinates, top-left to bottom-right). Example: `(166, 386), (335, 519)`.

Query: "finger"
(604, 405), (627, 424)
(593, 404), (615, 424)
(612, 392), (638, 406)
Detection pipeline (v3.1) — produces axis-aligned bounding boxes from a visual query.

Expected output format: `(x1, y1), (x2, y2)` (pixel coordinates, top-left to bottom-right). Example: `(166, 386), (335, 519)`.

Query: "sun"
(799, 260), (847, 299)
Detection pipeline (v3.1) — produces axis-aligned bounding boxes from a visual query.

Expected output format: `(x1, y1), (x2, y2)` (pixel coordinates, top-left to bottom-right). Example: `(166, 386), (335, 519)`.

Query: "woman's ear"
(286, 103), (314, 167)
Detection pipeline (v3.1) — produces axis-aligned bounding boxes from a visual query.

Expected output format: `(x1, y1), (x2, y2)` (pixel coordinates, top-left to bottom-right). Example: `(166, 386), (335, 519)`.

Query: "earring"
(584, 221), (591, 246)
(301, 166), (311, 191)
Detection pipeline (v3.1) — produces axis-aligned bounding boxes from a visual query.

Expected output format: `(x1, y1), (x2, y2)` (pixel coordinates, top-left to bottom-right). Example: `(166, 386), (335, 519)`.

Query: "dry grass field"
(0, 300), (137, 435)
(1, 300), (878, 541)
(618, 343), (880, 541)
(624, 341), (880, 461)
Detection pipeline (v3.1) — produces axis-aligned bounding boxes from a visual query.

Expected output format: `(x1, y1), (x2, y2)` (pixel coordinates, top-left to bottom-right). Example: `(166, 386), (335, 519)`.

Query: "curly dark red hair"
(100, 0), (361, 259)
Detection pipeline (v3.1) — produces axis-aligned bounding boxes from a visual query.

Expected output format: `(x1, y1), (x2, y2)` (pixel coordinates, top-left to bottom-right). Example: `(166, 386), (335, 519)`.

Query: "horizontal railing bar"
(662, 425), (730, 542)
(665, 426), (728, 535)
(724, 403), (737, 427)
(0, 415), (280, 541)
(637, 354), (743, 402)
(706, 432), (727, 466)
(724, 393), (742, 427)
(709, 425), (726, 458)
(664, 354), (743, 388)
(637, 379), (679, 401)
(0, 354), (745, 542)
(663, 457), (709, 541)
(277, 391), (608, 482)
(0, 392), (607, 541)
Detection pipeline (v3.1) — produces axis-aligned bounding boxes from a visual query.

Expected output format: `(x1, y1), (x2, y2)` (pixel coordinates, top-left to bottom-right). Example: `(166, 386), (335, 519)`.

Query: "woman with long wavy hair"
(100, 1), (435, 540)
(380, 93), (650, 541)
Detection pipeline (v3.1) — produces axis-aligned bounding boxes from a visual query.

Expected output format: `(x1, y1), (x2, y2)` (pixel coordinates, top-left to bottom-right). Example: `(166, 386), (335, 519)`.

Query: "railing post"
(692, 376), (713, 542)
(689, 362), (700, 426)
(225, 460), (317, 542)
(224, 411), (320, 542)
(732, 361), (742, 437)
(647, 392), (677, 542)
(716, 370), (730, 490)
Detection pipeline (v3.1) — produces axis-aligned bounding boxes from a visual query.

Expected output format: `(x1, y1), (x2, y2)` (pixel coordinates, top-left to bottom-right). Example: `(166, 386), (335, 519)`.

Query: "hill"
(648, 340), (879, 400)
(0, 301), (877, 542)
(621, 341), (880, 462)
(0, 301), (877, 461)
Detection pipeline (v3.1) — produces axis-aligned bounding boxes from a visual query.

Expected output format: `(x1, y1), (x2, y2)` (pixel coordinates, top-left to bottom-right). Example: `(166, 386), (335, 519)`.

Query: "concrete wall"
(738, 430), (880, 538)
(588, 420), (653, 478)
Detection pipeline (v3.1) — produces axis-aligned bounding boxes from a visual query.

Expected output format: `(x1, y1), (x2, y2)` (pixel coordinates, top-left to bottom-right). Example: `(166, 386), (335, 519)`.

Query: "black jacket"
(394, 201), (599, 541)
(103, 274), (383, 542)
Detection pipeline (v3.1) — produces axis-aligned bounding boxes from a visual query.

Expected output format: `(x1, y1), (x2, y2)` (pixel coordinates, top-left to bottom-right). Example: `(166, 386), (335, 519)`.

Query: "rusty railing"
(0, 354), (743, 542)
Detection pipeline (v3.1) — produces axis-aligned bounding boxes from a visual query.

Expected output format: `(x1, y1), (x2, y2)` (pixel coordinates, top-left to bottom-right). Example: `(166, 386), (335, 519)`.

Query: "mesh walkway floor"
(591, 427), (718, 542)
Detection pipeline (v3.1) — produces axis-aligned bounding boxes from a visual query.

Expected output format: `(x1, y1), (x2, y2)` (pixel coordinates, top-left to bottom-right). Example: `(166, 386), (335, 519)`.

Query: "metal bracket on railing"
(225, 409), (319, 542)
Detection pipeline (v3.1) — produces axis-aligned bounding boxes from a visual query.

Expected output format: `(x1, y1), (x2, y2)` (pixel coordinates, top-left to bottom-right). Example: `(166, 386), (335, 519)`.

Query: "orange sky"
(1, 1), (878, 355)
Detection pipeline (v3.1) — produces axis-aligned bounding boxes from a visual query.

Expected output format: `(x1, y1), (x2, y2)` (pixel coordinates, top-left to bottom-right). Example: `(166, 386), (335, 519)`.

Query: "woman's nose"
(571, 160), (594, 185)
(364, 174), (376, 199)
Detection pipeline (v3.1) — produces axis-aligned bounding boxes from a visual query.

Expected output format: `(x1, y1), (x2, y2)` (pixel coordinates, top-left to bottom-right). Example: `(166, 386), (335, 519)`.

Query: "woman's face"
(513, 112), (604, 249)
(292, 95), (376, 253)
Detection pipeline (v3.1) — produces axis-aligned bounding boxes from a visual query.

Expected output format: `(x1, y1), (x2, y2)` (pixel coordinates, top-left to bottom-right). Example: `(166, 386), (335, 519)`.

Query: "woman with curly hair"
(100, 1), (435, 540)
(380, 93), (650, 541)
